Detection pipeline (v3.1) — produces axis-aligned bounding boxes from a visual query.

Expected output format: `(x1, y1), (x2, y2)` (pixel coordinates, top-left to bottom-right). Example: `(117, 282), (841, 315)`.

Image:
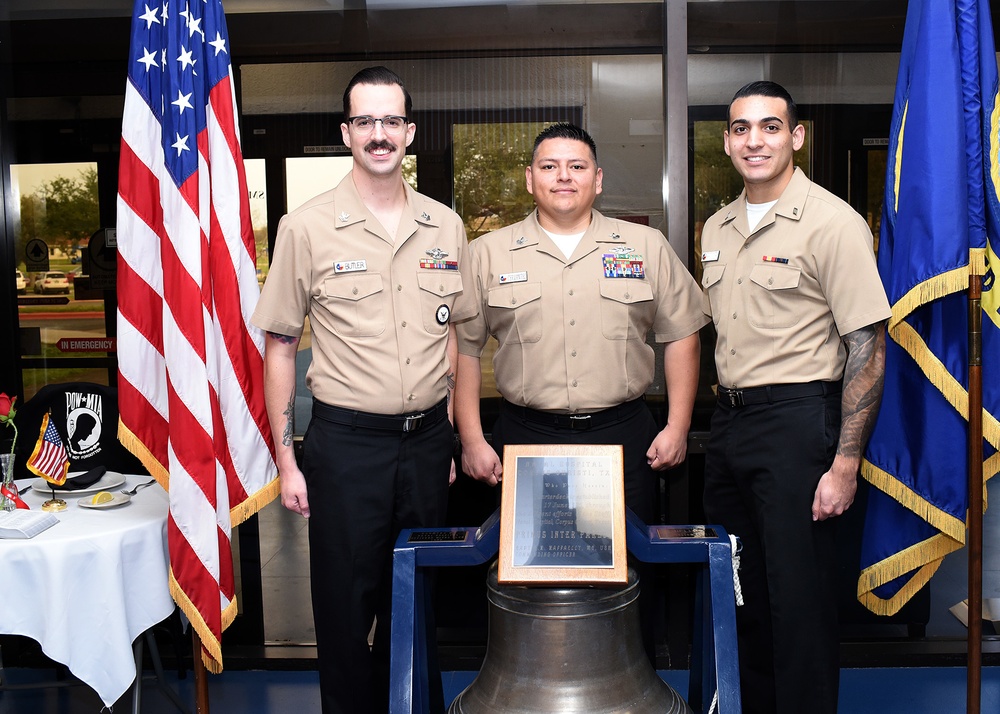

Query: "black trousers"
(491, 398), (663, 663)
(703, 392), (842, 714)
(303, 404), (452, 714)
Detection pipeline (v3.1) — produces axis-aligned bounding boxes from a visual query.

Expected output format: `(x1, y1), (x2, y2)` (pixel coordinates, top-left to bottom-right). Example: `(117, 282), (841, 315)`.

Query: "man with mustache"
(253, 66), (476, 714)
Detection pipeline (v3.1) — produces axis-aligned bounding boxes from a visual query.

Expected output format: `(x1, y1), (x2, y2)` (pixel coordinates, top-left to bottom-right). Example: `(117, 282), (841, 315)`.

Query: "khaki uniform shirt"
(457, 209), (708, 413)
(252, 174), (477, 414)
(700, 168), (891, 389)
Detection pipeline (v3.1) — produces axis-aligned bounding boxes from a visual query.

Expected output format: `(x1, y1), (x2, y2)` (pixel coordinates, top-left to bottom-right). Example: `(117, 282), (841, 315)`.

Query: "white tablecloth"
(0, 474), (174, 707)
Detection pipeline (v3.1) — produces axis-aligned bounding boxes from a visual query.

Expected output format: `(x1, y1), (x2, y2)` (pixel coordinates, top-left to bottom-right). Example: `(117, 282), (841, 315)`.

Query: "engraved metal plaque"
(499, 444), (627, 585)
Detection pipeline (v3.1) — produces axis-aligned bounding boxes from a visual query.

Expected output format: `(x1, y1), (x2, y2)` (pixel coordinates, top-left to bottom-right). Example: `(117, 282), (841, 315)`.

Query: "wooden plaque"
(498, 444), (627, 585)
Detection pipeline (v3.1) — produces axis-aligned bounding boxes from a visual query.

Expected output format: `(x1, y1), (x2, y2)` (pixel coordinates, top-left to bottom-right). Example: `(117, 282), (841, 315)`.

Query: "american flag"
(117, 0), (278, 672)
(27, 413), (69, 486)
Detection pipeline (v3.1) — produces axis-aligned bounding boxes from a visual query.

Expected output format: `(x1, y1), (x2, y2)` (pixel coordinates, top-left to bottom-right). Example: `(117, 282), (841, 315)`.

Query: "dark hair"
(728, 80), (798, 128)
(342, 66), (413, 120)
(532, 123), (598, 163)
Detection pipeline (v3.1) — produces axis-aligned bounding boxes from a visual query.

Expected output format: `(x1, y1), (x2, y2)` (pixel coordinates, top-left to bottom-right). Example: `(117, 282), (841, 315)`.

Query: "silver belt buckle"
(724, 389), (744, 408)
(569, 414), (592, 430)
(403, 413), (425, 432)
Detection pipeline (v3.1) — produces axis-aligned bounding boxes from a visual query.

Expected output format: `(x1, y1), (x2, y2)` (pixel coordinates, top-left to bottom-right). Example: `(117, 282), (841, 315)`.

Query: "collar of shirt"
(718, 166), (811, 239)
(507, 209), (630, 254)
(332, 174), (442, 240)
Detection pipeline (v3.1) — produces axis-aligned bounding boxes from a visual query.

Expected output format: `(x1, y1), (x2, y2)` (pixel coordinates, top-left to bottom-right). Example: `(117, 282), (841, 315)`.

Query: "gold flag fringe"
(884, 249), (998, 455)
(119, 417), (281, 673)
(886, 250), (986, 334)
(860, 459), (968, 542)
(119, 417), (280, 524)
(232, 476), (281, 527)
(170, 572), (226, 674)
(118, 419), (169, 489)
(857, 538), (955, 616)
(857, 248), (998, 616)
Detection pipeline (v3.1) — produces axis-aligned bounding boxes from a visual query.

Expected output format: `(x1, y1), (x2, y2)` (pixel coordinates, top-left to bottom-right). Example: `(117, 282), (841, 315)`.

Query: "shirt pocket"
(747, 263), (802, 329)
(486, 282), (543, 344)
(701, 264), (726, 326)
(322, 273), (385, 337)
(417, 272), (465, 334)
(599, 279), (654, 340)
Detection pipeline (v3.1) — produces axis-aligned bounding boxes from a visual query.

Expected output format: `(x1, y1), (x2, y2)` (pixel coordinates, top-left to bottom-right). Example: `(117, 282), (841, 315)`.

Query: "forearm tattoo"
(282, 392), (294, 447)
(839, 321), (887, 459)
(447, 371), (456, 391)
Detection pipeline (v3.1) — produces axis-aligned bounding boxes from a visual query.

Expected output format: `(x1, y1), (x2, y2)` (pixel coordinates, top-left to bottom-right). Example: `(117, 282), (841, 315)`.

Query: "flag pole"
(193, 630), (211, 713)
(967, 271), (984, 714)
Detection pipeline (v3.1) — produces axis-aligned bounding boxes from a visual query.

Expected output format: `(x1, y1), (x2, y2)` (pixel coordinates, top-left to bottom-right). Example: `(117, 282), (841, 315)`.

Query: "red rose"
(0, 392), (15, 424)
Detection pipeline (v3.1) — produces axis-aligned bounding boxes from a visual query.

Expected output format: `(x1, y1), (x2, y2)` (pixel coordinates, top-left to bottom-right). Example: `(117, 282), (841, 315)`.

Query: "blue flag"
(859, 0), (1000, 614)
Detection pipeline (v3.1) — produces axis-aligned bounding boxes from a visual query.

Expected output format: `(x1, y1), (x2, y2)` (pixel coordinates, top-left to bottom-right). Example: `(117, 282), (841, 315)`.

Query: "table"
(0, 473), (176, 708)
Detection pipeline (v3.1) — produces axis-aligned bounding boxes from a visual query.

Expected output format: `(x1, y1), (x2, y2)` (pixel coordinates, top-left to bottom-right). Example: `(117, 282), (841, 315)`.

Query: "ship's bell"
(448, 562), (692, 714)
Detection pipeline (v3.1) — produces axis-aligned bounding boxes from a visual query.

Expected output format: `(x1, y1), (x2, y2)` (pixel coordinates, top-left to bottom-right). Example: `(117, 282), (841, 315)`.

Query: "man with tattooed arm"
(699, 81), (890, 714)
(251, 66), (475, 714)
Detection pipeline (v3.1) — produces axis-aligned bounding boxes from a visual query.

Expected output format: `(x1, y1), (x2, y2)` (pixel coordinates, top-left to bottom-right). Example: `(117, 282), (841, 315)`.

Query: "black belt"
(312, 398), (448, 433)
(717, 380), (841, 409)
(502, 397), (644, 431)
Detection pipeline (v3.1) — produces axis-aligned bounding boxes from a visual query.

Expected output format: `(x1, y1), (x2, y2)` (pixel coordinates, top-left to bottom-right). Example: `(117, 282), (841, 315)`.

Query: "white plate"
(31, 471), (126, 496)
(78, 493), (131, 509)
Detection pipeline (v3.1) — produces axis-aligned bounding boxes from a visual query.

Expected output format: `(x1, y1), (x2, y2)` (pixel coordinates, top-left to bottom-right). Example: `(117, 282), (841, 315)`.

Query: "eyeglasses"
(345, 115), (409, 134)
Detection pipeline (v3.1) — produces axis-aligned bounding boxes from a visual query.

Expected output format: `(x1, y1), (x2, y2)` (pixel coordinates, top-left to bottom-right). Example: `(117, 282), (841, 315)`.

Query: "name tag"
(701, 250), (720, 262)
(334, 260), (367, 274)
(499, 271), (527, 284)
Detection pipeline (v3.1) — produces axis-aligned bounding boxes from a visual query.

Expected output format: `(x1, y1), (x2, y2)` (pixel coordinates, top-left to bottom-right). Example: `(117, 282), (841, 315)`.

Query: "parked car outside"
(15, 270), (27, 294)
(33, 271), (70, 295)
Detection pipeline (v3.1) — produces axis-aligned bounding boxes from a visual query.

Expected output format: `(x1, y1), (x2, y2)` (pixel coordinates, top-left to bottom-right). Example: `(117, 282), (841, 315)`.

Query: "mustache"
(364, 139), (396, 153)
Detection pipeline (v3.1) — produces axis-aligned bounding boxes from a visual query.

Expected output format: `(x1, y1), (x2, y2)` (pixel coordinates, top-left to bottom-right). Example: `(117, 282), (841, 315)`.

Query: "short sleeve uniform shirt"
(700, 168), (891, 389)
(251, 174), (477, 414)
(457, 209), (708, 413)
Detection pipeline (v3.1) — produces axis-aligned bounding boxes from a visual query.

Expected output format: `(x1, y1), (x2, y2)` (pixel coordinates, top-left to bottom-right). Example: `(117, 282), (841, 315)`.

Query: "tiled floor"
(2, 665), (999, 713)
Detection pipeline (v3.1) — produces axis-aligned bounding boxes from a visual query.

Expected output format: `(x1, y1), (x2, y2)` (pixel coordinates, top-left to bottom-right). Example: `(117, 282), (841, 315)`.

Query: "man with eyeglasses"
(253, 66), (475, 714)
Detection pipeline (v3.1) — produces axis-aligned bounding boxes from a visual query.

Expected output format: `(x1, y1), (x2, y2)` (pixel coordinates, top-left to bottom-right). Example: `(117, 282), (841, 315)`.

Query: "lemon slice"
(91, 491), (115, 505)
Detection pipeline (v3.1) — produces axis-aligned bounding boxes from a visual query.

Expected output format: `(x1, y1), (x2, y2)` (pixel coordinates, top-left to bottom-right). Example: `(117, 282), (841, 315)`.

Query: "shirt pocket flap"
(749, 264), (801, 291)
(325, 273), (383, 301)
(599, 280), (654, 304)
(487, 282), (542, 309)
(702, 263), (726, 289)
(417, 271), (464, 298)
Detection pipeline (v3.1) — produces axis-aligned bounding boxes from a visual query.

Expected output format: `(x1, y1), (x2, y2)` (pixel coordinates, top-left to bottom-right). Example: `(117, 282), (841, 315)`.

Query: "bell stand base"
(390, 509), (741, 714)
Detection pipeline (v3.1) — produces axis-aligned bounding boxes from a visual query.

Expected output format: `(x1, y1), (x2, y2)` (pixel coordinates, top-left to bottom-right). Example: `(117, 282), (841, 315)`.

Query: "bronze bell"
(449, 563), (692, 714)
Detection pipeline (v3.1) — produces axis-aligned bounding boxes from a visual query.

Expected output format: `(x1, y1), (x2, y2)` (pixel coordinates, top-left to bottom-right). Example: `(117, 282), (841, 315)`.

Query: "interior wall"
(231, 51), (901, 221)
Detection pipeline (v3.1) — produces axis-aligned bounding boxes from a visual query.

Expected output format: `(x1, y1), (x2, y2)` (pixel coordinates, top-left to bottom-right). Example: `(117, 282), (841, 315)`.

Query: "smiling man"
(454, 123), (707, 659)
(456, 122), (705, 513)
(700, 81), (890, 714)
(252, 66), (475, 714)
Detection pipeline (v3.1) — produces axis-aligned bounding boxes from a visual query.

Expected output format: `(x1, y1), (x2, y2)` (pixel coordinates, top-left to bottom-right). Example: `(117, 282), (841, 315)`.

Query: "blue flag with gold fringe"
(859, 0), (1000, 614)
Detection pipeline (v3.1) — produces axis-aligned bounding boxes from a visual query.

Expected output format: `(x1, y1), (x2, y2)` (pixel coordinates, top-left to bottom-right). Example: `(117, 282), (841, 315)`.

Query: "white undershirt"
(542, 228), (586, 259)
(746, 199), (778, 233)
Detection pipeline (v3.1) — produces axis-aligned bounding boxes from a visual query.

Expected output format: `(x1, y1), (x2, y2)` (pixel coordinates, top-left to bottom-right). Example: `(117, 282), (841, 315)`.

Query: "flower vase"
(0, 452), (16, 512)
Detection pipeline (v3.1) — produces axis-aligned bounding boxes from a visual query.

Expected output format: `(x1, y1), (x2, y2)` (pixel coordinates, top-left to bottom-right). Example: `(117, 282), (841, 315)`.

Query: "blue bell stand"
(390, 509), (741, 714)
